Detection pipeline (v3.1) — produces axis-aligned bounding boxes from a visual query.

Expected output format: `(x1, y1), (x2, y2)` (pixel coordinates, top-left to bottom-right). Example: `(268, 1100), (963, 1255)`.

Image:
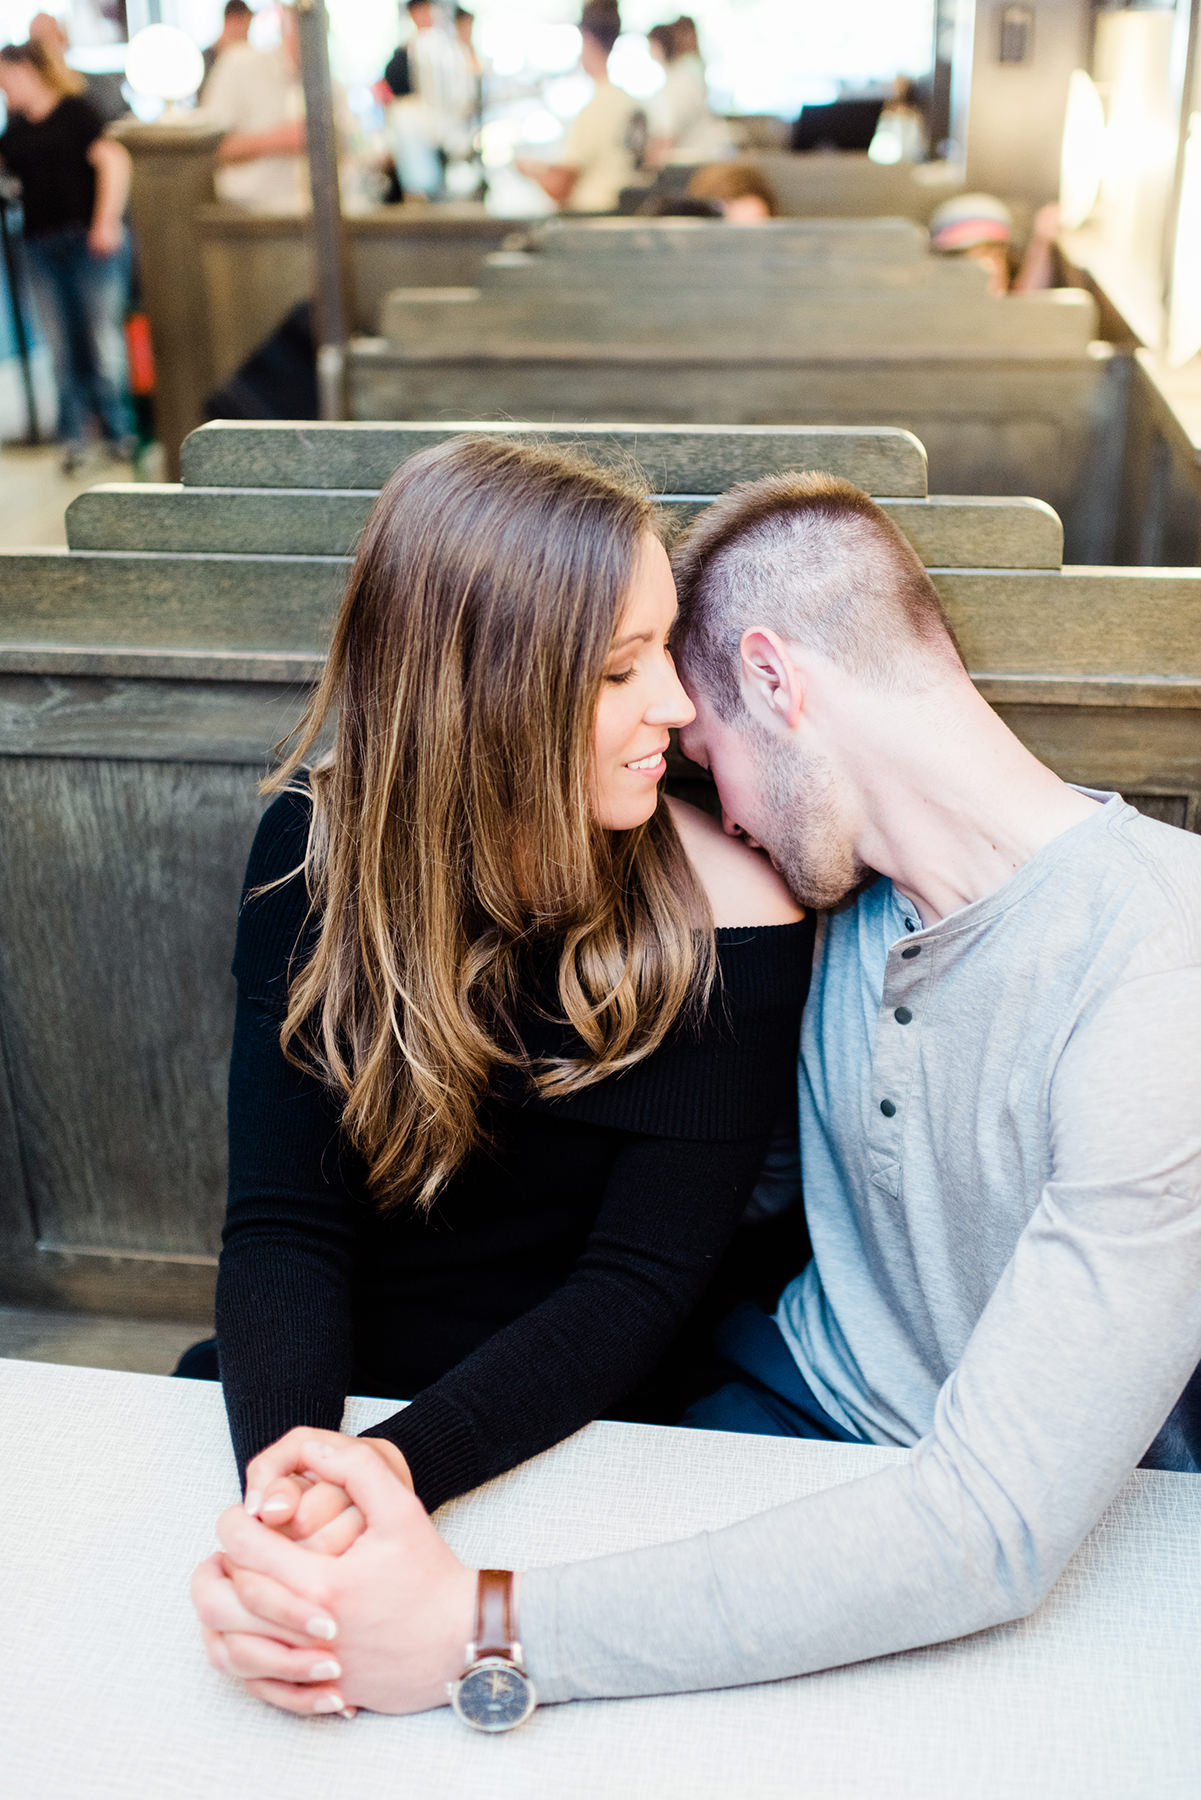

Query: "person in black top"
(182, 435), (811, 1557)
(0, 38), (133, 469)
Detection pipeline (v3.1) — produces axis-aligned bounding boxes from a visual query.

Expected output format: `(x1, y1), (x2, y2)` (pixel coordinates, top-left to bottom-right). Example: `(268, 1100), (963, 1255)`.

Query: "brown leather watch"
(447, 1569), (537, 1733)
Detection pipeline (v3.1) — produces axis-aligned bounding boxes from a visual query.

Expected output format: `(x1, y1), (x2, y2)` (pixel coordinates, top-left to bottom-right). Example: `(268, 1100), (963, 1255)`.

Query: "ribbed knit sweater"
(216, 789), (813, 1511)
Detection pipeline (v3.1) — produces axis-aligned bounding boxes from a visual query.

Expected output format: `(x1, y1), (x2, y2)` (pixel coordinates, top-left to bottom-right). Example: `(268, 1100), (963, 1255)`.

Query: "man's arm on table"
(201, 968), (1201, 1711)
(521, 965), (1201, 1701)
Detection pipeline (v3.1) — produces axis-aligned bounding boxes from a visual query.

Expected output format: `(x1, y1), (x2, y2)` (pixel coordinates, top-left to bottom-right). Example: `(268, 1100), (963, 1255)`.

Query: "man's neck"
(849, 682), (1102, 926)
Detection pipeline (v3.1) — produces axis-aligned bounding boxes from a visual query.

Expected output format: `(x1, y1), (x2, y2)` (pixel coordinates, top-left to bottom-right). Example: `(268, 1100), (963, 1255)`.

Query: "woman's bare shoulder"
(666, 796), (805, 928)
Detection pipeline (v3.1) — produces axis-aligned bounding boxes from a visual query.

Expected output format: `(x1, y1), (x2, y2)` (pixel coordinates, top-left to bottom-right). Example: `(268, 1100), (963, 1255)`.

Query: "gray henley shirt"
(519, 794), (1201, 1702)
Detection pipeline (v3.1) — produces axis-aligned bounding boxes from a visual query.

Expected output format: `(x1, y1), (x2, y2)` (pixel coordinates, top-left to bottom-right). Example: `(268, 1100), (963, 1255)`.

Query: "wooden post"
(296, 0), (353, 419)
(111, 119), (223, 478)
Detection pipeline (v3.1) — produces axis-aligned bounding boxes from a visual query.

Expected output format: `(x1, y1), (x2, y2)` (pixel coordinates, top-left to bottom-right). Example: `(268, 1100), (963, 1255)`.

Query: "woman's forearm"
(372, 1131), (761, 1511)
(88, 138), (130, 229)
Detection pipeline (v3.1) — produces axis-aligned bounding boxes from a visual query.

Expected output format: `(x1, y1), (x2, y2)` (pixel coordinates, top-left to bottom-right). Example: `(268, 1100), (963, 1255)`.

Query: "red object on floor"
(125, 312), (156, 396)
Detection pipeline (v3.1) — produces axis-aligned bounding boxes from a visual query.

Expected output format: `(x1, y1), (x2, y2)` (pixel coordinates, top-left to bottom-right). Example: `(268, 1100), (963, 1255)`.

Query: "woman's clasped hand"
(240, 1427), (414, 1555)
(194, 1434), (474, 1721)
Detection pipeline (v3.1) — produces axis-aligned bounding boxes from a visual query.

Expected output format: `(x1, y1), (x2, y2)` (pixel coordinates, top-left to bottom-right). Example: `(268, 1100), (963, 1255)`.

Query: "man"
(201, 0), (253, 91)
(384, 0), (474, 200)
(202, 3), (309, 213)
(194, 472), (1201, 1719)
(517, 1), (637, 213)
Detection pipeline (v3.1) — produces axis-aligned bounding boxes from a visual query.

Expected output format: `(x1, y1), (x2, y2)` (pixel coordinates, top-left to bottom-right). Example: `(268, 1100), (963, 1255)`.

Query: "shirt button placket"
(877, 941), (923, 1137)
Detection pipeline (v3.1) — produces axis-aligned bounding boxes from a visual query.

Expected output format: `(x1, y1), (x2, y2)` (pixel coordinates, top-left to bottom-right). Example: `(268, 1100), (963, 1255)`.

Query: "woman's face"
(591, 532), (695, 832)
(0, 62), (46, 116)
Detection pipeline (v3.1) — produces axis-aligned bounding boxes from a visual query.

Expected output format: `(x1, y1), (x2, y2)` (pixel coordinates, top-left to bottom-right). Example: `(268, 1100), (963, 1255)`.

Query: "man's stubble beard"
(753, 722), (872, 913)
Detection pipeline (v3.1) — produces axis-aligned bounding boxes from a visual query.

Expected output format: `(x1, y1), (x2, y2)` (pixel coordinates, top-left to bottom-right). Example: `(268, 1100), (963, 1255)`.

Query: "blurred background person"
(687, 158), (778, 222)
(0, 38), (133, 472)
(516, 2), (637, 214)
(928, 192), (1060, 295)
(451, 8), (486, 198)
(28, 10), (125, 125)
(645, 17), (729, 167)
(201, 1), (253, 94)
(868, 76), (927, 165)
(203, 3), (349, 214)
(386, 0), (475, 201)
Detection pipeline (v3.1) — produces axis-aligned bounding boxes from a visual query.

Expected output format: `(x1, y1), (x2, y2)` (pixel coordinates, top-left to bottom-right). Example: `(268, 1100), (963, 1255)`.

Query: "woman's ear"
(739, 629), (804, 732)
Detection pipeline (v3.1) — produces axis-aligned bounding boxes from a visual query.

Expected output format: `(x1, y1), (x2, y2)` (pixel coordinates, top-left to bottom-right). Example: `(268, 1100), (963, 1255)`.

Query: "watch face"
(453, 1658), (536, 1733)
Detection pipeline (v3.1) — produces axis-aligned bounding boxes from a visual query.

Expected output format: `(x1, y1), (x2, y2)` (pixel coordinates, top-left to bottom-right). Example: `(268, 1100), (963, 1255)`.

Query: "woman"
(189, 435), (810, 1542)
(646, 18), (730, 167)
(0, 39), (134, 471)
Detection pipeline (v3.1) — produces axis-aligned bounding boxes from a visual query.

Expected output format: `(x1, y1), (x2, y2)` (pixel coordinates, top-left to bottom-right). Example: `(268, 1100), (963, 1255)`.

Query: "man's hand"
(196, 1435), (477, 1717)
(245, 1428), (413, 1556)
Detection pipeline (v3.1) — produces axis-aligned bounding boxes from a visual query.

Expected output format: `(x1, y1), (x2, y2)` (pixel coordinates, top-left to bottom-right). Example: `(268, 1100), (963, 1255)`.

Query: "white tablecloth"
(4, 1357), (1200, 1799)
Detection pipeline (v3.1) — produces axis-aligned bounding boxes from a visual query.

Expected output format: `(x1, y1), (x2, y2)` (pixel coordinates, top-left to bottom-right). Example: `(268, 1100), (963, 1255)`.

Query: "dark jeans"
(682, 1302), (859, 1440)
(24, 225), (132, 446)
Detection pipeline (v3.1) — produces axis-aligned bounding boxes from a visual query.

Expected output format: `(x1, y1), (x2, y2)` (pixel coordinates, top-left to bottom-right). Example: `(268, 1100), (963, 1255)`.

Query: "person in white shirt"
(386, 0), (476, 199)
(203, 3), (308, 213)
(645, 19), (729, 167)
(517, 2), (637, 214)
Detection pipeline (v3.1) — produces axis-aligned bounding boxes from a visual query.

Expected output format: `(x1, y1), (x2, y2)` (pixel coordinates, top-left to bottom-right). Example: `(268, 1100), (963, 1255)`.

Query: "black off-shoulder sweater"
(216, 789), (813, 1510)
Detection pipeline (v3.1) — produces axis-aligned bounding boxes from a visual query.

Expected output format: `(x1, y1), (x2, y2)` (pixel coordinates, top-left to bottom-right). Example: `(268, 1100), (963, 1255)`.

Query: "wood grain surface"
(65, 485), (1062, 570)
(0, 757), (266, 1260)
(180, 420), (930, 496)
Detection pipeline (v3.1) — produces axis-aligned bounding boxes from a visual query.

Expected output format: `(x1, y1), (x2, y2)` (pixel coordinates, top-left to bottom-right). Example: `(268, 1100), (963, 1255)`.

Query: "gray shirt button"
(894, 1007), (913, 1025)
(880, 1098), (897, 1117)
(901, 945), (921, 959)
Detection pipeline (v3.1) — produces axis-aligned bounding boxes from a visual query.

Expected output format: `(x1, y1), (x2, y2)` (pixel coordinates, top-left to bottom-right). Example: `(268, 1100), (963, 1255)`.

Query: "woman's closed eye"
(605, 668), (636, 685)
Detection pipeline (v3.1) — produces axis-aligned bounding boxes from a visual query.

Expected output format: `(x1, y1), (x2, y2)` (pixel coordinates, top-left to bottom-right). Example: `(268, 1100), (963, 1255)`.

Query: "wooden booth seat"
(345, 220), (1115, 563)
(0, 421), (1197, 1347)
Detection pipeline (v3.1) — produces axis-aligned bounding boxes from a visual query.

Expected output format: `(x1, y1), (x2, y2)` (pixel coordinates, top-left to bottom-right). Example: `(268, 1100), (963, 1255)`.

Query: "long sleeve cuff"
(359, 1389), (482, 1513)
(224, 1385), (346, 1491)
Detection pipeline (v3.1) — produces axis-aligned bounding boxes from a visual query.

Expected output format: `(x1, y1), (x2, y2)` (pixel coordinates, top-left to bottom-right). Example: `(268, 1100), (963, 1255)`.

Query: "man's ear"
(740, 629), (804, 733)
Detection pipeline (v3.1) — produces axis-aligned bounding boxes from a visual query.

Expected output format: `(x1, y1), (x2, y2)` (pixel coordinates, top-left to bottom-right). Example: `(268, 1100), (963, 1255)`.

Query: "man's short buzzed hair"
(580, 2), (622, 55)
(672, 471), (965, 719)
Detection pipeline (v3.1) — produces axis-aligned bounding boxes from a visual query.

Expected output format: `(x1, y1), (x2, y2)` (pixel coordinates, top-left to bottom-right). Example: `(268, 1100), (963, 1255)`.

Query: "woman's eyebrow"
(608, 613), (679, 657)
(607, 630), (653, 656)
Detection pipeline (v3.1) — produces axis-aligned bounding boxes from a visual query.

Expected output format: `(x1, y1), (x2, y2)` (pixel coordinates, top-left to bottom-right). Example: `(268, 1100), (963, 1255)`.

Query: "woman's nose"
(646, 660), (696, 729)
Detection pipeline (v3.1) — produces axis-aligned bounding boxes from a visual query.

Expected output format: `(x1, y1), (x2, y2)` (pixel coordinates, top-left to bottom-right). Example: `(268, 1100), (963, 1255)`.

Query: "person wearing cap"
(929, 192), (1060, 296)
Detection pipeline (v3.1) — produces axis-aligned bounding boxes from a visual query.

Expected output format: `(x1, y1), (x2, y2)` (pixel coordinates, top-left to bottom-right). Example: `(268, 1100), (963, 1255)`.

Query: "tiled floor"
(0, 442), (103, 547)
(0, 440), (162, 549)
(0, 1305), (202, 1375)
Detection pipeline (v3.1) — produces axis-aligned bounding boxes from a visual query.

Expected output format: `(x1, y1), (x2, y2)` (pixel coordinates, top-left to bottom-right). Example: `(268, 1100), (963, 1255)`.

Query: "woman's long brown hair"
(0, 41), (87, 100)
(267, 435), (714, 1211)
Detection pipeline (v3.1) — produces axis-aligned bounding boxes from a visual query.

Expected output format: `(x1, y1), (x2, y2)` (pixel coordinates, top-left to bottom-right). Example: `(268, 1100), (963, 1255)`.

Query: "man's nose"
(721, 810), (764, 851)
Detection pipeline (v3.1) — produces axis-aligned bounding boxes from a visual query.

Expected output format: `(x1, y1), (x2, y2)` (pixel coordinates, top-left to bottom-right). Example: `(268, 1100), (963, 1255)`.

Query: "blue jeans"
(682, 1302), (860, 1440)
(24, 226), (133, 446)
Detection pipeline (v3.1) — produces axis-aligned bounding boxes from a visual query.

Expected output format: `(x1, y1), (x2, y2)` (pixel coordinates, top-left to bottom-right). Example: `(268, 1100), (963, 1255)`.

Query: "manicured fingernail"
(310, 1660), (341, 1681)
(244, 1489), (262, 1516)
(307, 1616), (337, 1641)
(261, 1496), (290, 1516)
(340, 1708), (357, 1721)
(313, 1693), (344, 1713)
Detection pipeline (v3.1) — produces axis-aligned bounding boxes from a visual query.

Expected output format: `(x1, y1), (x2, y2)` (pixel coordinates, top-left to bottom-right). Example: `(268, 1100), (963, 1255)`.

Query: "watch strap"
(474, 1568), (517, 1660)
